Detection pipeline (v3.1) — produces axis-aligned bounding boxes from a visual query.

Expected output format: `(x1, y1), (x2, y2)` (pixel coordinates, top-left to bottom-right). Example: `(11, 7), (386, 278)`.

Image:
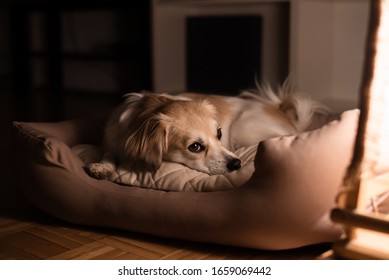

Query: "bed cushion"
(72, 144), (257, 192)
(12, 109), (359, 250)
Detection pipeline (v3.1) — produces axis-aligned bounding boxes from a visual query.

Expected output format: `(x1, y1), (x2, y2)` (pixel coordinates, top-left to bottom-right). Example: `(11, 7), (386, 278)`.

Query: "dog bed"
(13, 109), (358, 250)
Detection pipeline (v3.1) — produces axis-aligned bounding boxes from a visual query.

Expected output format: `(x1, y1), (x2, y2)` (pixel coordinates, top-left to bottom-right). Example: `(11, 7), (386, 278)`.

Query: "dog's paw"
(87, 163), (115, 180)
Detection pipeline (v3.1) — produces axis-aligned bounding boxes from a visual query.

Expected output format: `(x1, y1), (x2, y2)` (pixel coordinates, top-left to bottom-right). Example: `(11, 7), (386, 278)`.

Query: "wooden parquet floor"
(0, 90), (332, 260)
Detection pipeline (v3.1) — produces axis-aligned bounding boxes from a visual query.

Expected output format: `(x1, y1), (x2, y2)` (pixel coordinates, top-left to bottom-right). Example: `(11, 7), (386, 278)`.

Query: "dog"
(88, 83), (328, 178)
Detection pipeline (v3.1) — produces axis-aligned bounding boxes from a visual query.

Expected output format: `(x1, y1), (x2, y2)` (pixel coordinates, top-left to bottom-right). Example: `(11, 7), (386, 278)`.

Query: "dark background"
(1, 0), (152, 123)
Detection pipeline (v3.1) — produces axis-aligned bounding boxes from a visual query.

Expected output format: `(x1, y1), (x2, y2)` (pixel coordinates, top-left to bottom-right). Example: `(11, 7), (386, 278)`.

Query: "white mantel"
(152, 0), (370, 112)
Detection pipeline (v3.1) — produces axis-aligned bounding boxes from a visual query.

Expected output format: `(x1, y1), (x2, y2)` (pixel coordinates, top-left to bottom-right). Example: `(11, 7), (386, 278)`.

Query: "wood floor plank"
(39, 225), (104, 245)
(90, 248), (130, 260)
(36, 224), (81, 238)
(198, 246), (237, 260)
(112, 235), (179, 256)
(160, 248), (197, 260)
(0, 231), (68, 259)
(76, 229), (107, 241)
(50, 242), (108, 260)
(160, 246), (220, 260)
(0, 218), (35, 237)
(26, 227), (82, 250)
(178, 250), (219, 260)
(91, 247), (126, 260)
(69, 244), (117, 260)
(113, 252), (145, 260)
(160, 242), (234, 260)
(99, 237), (164, 259)
(0, 239), (41, 260)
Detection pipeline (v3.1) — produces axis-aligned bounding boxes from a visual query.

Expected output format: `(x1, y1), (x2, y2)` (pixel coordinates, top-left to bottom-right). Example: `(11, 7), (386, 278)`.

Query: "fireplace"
(186, 15), (262, 95)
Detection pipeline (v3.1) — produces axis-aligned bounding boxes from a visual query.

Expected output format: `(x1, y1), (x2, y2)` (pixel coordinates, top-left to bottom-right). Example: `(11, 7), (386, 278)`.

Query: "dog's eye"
(188, 142), (204, 153)
(217, 127), (222, 140)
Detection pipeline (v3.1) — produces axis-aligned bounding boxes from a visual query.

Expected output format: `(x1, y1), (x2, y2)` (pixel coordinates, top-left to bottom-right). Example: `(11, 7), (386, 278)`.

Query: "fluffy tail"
(240, 79), (330, 132)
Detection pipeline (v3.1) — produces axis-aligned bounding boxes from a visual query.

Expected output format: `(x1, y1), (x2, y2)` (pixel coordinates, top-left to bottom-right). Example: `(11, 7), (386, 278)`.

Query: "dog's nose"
(227, 158), (241, 171)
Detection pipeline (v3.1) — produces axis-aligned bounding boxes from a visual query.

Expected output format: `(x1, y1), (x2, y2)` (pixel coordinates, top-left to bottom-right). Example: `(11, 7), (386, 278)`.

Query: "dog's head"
(118, 93), (241, 175)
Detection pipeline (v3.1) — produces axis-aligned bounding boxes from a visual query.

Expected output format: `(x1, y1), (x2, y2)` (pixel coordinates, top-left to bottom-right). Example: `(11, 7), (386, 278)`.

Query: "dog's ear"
(119, 93), (145, 124)
(124, 115), (169, 171)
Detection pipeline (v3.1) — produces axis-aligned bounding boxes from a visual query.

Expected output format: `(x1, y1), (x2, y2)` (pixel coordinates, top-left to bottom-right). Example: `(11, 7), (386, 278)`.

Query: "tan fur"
(180, 92), (232, 125)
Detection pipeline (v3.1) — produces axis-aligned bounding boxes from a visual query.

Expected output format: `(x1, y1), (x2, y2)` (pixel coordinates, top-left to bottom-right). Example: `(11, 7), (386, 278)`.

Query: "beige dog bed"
(13, 109), (358, 249)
